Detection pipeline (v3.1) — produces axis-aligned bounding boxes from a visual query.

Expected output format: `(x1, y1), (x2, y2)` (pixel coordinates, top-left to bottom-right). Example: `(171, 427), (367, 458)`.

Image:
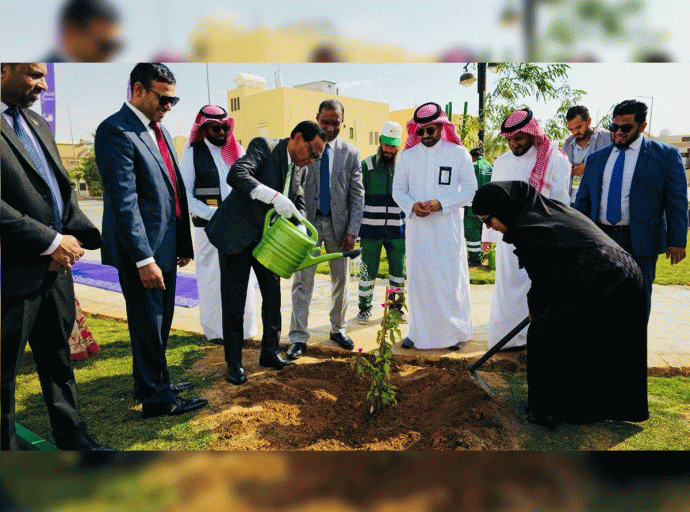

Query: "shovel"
(468, 316), (530, 397)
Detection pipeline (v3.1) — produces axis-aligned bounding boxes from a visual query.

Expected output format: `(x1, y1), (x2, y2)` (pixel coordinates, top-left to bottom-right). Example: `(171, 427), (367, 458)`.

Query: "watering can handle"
(263, 208), (318, 243)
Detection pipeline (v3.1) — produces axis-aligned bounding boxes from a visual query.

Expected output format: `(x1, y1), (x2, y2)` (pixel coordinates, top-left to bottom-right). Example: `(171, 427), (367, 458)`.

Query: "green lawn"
(316, 241), (690, 286)
(13, 315), (689, 451)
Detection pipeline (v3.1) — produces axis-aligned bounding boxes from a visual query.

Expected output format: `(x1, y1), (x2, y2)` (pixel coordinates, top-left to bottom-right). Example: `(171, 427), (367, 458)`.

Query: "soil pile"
(193, 347), (524, 450)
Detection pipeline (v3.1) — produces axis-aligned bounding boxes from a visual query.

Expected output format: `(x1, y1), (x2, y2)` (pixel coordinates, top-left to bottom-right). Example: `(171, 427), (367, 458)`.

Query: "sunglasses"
(207, 124), (229, 134)
(97, 39), (124, 56)
(609, 123), (635, 133)
(145, 86), (180, 107)
(415, 126), (438, 137)
(479, 215), (493, 226)
(306, 140), (321, 161)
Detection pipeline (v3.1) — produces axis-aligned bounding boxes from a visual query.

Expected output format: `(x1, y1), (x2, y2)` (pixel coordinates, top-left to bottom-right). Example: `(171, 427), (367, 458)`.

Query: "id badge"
(439, 166), (452, 185)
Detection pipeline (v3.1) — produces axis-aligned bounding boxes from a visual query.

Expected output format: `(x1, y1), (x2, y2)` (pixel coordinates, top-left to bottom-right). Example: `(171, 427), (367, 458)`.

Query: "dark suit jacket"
(574, 136), (688, 256)
(205, 137), (306, 255)
(1, 107), (101, 298)
(94, 103), (192, 272)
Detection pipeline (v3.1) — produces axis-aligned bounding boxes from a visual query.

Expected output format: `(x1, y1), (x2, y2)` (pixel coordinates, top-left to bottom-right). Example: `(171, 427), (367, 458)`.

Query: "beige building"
(227, 73), (389, 159)
(55, 139), (91, 171)
(651, 133), (690, 182)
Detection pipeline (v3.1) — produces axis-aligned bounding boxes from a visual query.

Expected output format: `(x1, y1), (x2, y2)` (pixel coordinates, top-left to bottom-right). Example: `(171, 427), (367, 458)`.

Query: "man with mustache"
(480, 108), (571, 351)
(575, 99), (687, 319)
(355, 121), (407, 325)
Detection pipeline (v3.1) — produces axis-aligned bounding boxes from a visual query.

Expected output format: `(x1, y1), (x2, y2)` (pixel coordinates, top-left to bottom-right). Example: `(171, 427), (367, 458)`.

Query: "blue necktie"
(606, 147), (627, 226)
(6, 107), (62, 232)
(319, 144), (331, 215)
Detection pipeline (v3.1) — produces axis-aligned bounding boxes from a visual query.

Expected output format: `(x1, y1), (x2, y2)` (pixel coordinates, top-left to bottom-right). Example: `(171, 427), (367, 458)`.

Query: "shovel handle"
(468, 316), (530, 373)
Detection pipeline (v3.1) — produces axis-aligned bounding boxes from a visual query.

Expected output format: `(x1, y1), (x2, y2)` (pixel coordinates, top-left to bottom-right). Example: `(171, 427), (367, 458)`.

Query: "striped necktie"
(6, 106), (62, 232)
(150, 121), (181, 218)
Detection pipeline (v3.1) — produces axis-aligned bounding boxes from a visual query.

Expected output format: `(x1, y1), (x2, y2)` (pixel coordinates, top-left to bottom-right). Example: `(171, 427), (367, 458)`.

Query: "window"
(369, 131), (373, 145)
(350, 127), (354, 139)
(681, 136), (690, 142)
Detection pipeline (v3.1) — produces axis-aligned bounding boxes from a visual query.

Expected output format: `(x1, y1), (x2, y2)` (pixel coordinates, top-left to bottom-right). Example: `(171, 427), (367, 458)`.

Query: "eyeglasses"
(415, 126), (438, 137)
(609, 123), (635, 133)
(145, 86), (180, 107)
(306, 140), (321, 161)
(207, 124), (229, 134)
(479, 215), (494, 226)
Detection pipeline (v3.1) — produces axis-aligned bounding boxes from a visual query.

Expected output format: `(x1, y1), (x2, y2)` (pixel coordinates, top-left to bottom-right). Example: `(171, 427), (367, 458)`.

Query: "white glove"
(251, 184), (303, 220)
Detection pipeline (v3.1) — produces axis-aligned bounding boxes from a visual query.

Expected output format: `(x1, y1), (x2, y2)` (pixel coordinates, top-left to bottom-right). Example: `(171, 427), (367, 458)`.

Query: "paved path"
(75, 197), (690, 374)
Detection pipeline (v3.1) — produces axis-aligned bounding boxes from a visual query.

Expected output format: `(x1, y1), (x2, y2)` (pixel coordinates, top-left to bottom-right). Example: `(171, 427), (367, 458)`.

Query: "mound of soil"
(193, 347), (525, 450)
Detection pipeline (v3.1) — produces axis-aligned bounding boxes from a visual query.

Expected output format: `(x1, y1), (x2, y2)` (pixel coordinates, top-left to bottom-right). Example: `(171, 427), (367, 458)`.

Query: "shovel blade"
(471, 370), (498, 397)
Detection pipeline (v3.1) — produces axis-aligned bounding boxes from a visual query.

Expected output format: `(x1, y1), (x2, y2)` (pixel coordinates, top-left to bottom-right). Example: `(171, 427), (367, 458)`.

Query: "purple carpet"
(71, 260), (199, 308)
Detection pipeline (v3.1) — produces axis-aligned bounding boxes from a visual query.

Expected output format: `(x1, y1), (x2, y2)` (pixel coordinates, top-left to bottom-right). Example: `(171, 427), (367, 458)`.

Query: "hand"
(571, 163), (585, 177)
(340, 234), (356, 252)
(481, 242), (492, 254)
(412, 201), (431, 218)
(51, 234), (84, 267)
(421, 199), (442, 213)
(271, 192), (302, 220)
(47, 260), (69, 272)
(666, 246), (686, 265)
(178, 257), (191, 267)
(138, 262), (166, 289)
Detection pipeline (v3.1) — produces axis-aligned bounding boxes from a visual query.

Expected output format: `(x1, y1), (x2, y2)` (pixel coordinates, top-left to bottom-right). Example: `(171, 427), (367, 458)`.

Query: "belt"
(191, 214), (209, 228)
(597, 223), (630, 233)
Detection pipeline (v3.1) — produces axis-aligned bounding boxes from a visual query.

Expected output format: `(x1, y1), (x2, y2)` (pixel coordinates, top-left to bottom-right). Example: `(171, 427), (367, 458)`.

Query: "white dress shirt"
(598, 135), (643, 226)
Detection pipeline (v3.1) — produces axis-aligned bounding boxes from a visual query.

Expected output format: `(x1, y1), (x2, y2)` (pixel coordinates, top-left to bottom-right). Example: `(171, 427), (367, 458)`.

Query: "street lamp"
(460, 63), (488, 148)
(635, 95), (654, 137)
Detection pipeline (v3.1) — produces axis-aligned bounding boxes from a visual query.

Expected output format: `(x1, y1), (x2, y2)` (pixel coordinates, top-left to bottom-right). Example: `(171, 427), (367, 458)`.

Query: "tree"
(484, 63), (586, 142)
(74, 149), (103, 196)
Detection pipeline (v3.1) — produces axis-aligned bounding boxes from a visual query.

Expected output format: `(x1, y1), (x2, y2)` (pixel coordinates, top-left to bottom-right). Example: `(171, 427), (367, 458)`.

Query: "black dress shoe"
(226, 362), (247, 385)
(330, 332), (354, 350)
(141, 397), (208, 419)
(287, 342), (307, 360)
(170, 381), (195, 393)
(54, 431), (114, 451)
(259, 351), (294, 370)
(208, 338), (223, 345)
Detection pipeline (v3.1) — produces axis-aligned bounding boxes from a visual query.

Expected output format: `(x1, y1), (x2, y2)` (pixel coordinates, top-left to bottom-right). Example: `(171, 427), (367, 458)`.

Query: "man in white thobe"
(180, 105), (257, 344)
(481, 108), (571, 349)
(392, 102), (478, 350)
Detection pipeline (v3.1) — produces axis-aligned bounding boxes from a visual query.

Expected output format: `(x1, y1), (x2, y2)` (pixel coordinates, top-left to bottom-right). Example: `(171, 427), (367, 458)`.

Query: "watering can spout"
(295, 249), (361, 272)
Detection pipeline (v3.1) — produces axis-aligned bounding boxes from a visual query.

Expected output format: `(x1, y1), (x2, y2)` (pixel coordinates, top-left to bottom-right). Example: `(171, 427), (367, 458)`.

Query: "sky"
(2, 0), (690, 62)
(31, 62), (690, 145)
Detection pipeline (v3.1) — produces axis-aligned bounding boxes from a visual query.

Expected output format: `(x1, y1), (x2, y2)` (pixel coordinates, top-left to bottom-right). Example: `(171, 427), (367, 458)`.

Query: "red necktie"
(150, 121), (181, 218)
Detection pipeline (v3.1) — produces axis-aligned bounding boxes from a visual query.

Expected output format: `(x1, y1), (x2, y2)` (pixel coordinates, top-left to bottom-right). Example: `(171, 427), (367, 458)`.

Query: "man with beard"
(1, 63), (107, 449)
(480, 108), (570, 350)
(179, 105), (257, 346)
(392, 102), (477, 350)
(575, 99), (687, 319)
(563, 105), (610, 203)
(464, 147), (493, 266)
(355, 121), (407, 325)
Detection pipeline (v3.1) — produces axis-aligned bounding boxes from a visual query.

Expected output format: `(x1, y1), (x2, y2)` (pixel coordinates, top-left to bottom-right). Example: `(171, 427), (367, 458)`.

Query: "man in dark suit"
(205, 121), (326, 385)
(575, 99), (688, 319)
(95, 63), (207, 418)
(1, 63), (108, 450)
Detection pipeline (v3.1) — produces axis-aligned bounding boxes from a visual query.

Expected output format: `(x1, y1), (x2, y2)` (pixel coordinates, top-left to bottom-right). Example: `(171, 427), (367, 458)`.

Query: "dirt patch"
(191, 346), (526, 450)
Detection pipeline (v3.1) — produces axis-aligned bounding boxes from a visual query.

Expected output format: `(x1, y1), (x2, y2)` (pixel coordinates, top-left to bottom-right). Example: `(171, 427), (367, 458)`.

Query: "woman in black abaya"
(472, 181), (648, 426)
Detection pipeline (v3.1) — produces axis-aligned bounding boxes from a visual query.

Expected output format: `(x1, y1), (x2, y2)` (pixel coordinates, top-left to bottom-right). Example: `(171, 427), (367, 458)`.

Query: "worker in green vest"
(464, 147), (493, 266)
(356, 121), (406, 324)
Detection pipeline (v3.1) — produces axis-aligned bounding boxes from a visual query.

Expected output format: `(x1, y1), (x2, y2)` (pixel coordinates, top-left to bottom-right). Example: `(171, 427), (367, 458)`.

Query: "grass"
(14, 315), (689, 451)
(14, 316), (216, 451)
(502, 372), (690, 450)
(315, 241), (690, 286)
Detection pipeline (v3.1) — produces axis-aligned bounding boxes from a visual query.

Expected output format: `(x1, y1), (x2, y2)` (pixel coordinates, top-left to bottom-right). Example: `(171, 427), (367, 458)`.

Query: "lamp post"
(460, 63), (489, 148)
(635, 95), (654, 137)
(56, 103), (78, 169)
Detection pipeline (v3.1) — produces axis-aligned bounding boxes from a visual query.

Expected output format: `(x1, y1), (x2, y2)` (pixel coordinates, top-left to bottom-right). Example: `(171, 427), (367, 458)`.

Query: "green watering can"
(253, 209), (361, 279)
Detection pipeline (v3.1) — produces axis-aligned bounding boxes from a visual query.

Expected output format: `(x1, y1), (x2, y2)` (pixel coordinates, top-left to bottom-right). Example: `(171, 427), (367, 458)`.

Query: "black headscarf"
(471, 181), (617, 249)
